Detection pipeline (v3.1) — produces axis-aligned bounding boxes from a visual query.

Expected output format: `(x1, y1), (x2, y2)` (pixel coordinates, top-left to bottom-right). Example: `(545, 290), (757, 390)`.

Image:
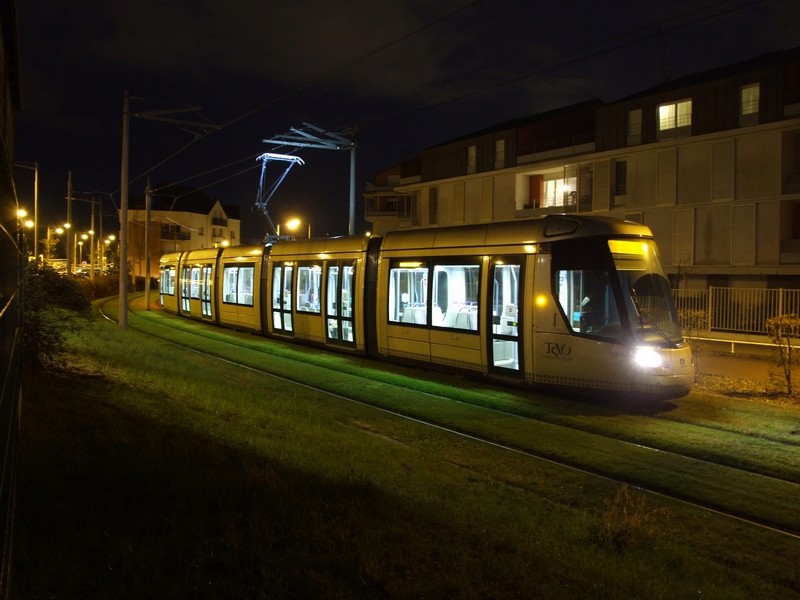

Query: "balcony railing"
(161, 229), (191, 241)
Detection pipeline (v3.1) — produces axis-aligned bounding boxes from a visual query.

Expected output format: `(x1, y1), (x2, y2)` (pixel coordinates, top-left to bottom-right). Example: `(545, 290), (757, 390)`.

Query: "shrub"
(765, 313), (800, 396)
(23, 264), (92, 368)
(592, 484), (669, 551)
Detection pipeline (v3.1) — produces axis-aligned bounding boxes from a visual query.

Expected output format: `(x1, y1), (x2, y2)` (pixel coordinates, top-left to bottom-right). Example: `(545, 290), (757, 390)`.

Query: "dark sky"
(13, 0), (800, 243)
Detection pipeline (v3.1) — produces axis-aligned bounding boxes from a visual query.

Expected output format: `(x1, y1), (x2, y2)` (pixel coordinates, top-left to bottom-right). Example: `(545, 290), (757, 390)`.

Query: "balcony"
(161, 228), (190, 241)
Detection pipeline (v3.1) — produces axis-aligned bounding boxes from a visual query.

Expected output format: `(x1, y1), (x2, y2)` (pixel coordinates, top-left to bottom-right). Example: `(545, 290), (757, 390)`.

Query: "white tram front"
(375, 216), (693, 398)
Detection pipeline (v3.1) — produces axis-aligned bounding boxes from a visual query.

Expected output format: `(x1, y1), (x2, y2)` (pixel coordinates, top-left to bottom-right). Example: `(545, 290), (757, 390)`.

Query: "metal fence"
(672, 287), (800, 335)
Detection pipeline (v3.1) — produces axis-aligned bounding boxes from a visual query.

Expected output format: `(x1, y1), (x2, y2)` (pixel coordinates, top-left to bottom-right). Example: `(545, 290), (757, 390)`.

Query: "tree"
(23, 264), (92, 368)
(765, 313), (800, 397)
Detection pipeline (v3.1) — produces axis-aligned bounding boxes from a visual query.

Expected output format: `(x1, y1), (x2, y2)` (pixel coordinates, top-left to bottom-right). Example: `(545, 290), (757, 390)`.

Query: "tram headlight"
(634, 346), (663, 369)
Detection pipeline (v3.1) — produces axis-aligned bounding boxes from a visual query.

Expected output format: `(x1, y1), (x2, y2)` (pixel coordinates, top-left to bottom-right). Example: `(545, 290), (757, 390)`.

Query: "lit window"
(431, 263), (480, 331)
(388, 261), (429, 325)
(538, 171), (577, 209)
(658, 99), (692, 131)
(223, 264), (254, 306)
(741, 83), (760, 116)
(296, 264), (321, 313)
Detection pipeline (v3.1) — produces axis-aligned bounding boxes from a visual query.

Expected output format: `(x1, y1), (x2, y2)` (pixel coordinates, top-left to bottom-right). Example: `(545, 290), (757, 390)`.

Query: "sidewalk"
(697, 352), (775, 382)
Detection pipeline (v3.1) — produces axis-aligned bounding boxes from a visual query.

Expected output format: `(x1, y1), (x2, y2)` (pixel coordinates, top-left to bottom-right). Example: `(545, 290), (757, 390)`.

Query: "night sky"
(12, 0), (800, 243)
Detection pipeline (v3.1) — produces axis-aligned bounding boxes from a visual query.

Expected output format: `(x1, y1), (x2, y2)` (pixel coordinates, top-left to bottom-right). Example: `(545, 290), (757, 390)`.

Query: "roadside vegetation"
(21, 263), (92, 367)
(766, 313), (800, 396)
(12, 294), (800, 599)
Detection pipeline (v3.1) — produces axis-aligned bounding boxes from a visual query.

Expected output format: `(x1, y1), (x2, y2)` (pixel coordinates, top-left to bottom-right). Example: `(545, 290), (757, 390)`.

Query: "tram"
(160, 215), (694, 398)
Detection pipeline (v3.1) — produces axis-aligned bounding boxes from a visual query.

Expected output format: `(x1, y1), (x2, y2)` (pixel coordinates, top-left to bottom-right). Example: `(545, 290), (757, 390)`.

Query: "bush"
(765, 313), (800, 396)
(592, 484), (669, 551)
(23, 264), (93, 368)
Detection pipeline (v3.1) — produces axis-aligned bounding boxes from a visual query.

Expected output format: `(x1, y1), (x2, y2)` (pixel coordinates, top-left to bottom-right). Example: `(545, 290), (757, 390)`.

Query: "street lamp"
(104, 234), (117, 272)
(15, 162), (38, 262)
(45, 225), (66, 264)
(277, 217), (311, 239)
(87, 229), (95, 281)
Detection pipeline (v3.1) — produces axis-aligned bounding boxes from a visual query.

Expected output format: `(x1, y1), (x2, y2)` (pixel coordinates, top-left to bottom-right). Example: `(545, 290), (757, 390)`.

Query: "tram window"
(181, 267), (191, 311)
(222, 264), (255, 306)
(554, 267), (621, 339)
(238, 266), (254, 306)
(296, 264), (321, 313)
(431, 263), (480, 330)
(611, 240), (682, 343)
(552, 239), (622, 340)
(190, 267), (201, 299)
(327, 266), (339, 316)
(342, 265), (354, 319)
(388, 261), (428, 324)
(492, 264), (519, 337)
(161, 267), (175, 295)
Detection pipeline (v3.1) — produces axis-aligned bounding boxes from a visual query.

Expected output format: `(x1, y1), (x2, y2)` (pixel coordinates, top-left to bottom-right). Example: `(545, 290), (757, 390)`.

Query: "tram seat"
(454, 312), (470, 329)
(401, 306), (427, 324)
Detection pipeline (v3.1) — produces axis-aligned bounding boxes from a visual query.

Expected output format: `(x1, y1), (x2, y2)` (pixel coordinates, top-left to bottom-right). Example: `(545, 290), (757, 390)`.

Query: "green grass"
(12, 311), (800, 599)
(123, 306), (800, 532)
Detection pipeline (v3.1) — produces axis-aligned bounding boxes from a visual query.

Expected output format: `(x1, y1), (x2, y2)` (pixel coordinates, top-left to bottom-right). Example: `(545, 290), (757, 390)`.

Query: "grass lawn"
(11, 316), (800, 599)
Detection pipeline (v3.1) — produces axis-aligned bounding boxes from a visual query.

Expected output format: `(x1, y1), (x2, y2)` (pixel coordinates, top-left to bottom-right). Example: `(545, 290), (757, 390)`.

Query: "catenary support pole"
(119, 91), (129, 329)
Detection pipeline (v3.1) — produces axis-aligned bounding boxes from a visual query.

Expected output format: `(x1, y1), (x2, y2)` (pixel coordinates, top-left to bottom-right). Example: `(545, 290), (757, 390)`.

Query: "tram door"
(271, 263), (294, 333)
(201, 265), (213, 317)
(325, 262), (356, 344)
(180, 266), (192, 312)
(489, 258), (521, 373)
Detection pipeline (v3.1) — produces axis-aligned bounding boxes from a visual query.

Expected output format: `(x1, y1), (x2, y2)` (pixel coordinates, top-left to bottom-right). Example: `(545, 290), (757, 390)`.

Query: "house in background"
(365, 47), (800, 291)
(128, 184), (241, 278)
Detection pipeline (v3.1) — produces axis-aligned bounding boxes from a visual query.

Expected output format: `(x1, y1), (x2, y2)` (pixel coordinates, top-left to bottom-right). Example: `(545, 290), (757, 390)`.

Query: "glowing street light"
(45, 225), (66, 263)
(277, 217), (311, 239)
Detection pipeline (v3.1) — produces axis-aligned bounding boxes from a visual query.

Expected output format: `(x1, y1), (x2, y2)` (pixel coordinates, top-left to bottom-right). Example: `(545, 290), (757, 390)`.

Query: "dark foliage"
(23, 264), (92, 368)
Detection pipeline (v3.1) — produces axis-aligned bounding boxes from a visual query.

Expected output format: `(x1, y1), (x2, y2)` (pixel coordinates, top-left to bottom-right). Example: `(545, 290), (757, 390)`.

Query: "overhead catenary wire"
(120, 0), (762, 217)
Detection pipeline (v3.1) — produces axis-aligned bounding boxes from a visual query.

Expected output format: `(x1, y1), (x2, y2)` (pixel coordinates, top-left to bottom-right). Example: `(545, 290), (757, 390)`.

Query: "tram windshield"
(553, 238), (683, 346)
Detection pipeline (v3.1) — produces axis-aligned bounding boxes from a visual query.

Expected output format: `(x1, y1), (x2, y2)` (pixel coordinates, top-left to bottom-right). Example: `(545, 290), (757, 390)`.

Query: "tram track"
(101, 295), (800, 541)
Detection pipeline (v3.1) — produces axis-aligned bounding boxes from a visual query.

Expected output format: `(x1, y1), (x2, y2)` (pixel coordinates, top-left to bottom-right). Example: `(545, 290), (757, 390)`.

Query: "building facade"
(0, 1), (21, 595)
(128, 184), (241, 279)
(366, 48), (800, 291)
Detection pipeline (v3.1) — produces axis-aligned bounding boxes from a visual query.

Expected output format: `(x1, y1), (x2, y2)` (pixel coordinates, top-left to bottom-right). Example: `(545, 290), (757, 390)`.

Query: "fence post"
(779, 288), (784, 318)
(708, 286), (714, 333)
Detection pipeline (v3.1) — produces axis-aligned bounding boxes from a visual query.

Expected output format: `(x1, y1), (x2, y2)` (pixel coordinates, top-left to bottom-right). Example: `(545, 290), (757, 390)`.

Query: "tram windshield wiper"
(631, 287), (672, 345)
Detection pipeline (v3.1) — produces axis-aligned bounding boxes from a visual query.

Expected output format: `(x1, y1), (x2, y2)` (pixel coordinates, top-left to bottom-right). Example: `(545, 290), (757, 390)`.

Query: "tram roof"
(380, 215), (653, 251)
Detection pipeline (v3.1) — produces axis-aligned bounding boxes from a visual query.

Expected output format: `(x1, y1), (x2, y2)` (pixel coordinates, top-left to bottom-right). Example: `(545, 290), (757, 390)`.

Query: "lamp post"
(119, 91), (219, 329)
(15, 162), (38, 262)
(45, 225), (65, 264)
(16, 210), (34, 261)
(87, 229), (95, 281)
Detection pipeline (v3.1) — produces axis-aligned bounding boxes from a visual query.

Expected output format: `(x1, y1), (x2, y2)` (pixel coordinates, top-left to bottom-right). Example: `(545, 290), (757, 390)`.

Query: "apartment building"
(128, 184), (241, 278)
(367, 47), (800, 290)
